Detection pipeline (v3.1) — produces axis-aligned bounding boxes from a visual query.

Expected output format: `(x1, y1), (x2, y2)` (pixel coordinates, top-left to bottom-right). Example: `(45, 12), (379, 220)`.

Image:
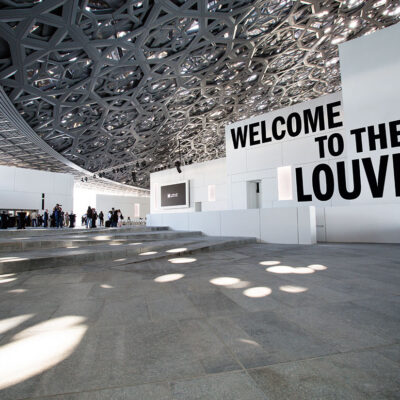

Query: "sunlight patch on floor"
(279, 285), (308, 293)
(154, 273), (184, 283)
(168, 257), (197, 264)
(243, 287), (272, 298)
(0, 316), (88, 390)
(0, 315), (34, 335)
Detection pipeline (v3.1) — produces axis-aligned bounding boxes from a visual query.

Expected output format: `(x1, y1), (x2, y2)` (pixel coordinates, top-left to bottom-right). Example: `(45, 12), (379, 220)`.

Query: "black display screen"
(160, 182), (187, 207)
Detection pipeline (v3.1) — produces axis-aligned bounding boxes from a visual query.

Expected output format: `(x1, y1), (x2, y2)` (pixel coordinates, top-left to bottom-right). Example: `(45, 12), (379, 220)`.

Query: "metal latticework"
(0, 0), (399, 188)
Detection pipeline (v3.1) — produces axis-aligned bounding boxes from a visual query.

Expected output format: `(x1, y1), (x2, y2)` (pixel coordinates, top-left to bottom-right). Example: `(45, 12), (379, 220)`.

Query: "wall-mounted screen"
(160, 181), (189, 208)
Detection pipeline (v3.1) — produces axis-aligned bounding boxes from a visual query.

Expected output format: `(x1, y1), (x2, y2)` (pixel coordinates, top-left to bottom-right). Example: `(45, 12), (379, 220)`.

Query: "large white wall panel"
(325, 204), (400, 243)
(188, 212), (221, 236)
(162, 213), (189, 231)
(96, 194), (150, 219)
(259, 207), (298, 244)
(0, 167), (15, 191)
(246, 142), (282, 172)
(0, 165), (73, 211)
(340, 22), (400, 133)
(220, 209), (260, 238)
(148, 207), (316, 244)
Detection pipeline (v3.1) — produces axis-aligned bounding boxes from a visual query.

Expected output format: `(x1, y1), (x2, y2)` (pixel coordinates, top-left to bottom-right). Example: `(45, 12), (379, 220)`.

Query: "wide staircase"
(0, 226), (256, 274)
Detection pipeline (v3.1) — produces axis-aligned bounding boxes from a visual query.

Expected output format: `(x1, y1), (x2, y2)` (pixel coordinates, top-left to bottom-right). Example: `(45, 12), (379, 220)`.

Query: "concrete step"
(0, 235), (257, 274)
(0, 230), (203, 252)
(0, 225), (169, 238)
(112, 237), (257, 271)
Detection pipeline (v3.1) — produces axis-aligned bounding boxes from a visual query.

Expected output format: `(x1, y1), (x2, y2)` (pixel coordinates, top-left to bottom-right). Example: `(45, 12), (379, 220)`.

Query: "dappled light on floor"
(93, 236), (111, 241)
(238, 338), (260, 347)
(0, 257), (28, 263)
(0, 316), (88, 390)
(0, 274), (17, 284)
(259, 261), (281, 266)
(0, 314), (33, 335)
(7, 289), (27, 294)
(139, 251), (158, 256)
(308, 264), (328, 271)
(266, 265), (315, 274)
(109, 243), (123, 246)
(265, 265), (294, 274)
(243, 287), (272, 298)
(100, 284), (113, 289)
(168, 257), (197, 264)
(279, 285), (308, 293)
(114, 258), (126, 262)
(66, 246), (79, 249)
(166, 248), (188, 253)
(129, 242), (142, 246)
(209, 277), (250, 289)
(210, 277), (240, 286)
(154, 273), (184, 283)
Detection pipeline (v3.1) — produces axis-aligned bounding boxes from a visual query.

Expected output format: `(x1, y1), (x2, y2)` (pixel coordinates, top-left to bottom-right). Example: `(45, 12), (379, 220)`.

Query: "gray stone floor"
(0, 242), (399, 399)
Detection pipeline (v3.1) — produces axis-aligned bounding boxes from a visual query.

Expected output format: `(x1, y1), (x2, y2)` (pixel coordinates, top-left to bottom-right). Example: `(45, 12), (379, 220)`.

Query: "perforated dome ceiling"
(0, 0), (399, 188)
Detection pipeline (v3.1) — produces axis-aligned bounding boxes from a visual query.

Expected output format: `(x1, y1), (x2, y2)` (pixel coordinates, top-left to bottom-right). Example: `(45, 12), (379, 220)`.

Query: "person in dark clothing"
(54, 204), (61, 228)
(112, 208), (118, 227)
(86, 206), (93, 228)
(92, 208), (97, 228)
(60, 208), (64, 228)
(17, 211), (26, 229)
(99, 211), (104, 226)
(43, 209), (49, 227)
(69, 212), (76, 228)
(0, 211), (8, 229)
(50, 209), (55, 227)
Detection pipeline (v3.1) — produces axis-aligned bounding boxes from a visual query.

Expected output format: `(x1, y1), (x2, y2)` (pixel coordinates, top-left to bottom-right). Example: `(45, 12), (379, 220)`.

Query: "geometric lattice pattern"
(0, 1), (399, 188)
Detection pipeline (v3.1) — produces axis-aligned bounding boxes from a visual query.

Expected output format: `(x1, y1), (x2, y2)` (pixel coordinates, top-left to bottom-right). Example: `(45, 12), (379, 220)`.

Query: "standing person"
(86, 206), (93, 229)
(60, 208), (64, 228)
(31, 210), (38, 227)
(38, 213), (43, 227)
(54, 204), (60, 228)
(44, 209), (49, 227)
(0, 211), (8, 229)
(117, 210), (123, 228)
(50, 208), (55, 227)
(25, 213), (31, 228)
(92, 208), (97, 228)
(65, 212), (69, 228)
(113, 208), (119, 227)
(69, 212), (76, 228)
(99, 211), (104, 227)
(17, 211), (26, 229)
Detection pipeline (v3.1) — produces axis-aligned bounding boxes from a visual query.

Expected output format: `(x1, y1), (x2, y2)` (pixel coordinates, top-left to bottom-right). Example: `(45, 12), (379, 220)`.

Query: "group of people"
(45, 204), (76, 228)
(0, 204), (76, 229)
(82, 207), (124, 228)
(82, 206), (104, 228)
(107, 208), (124, 227)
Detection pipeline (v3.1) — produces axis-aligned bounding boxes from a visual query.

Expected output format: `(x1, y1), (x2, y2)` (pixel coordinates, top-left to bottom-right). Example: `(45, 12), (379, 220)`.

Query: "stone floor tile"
(171, 371), (267, 400)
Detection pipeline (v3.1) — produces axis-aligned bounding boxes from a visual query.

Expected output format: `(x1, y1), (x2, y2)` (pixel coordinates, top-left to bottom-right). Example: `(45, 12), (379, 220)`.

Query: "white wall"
(73, 186), (150, 223)
(148, 206), (316, 245)
(150, 158), (227, 214)
(0, 165), (73, 212)
(148, 24), (400, 244)
(96, 194), (150, 219)
(226, 92), (346, 209)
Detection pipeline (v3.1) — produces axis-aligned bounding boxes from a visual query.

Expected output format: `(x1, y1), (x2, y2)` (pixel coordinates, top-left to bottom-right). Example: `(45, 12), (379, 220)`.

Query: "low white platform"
(147, 206), (317, 245)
